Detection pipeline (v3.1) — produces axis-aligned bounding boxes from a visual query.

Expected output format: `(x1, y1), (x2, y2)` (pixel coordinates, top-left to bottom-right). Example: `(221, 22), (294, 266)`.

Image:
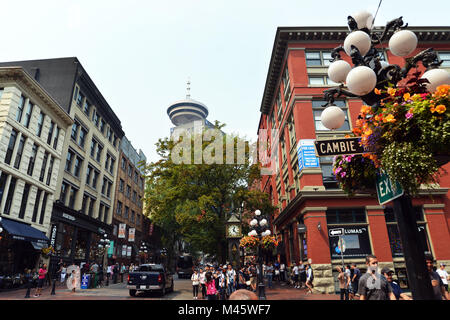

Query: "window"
(78, 127), (87, 148)
(119, 179), (124, 192)
(86, 165), (93, 186)
(136, 214), (141, 227)
(104, 206), (110, 223)
(320, 156), (339, 189)
(105, 153), (111, 170)
(83, 100), (91, 116)
(36, 112), (45, 137)
(88, 198), (95, 217)
(92, 170), (99, 189)
(5, 129), (18, 165)
(107, 181), (112, 198)
(73, 156), (82, 177)
(131, 210), (135, 223)
(18, 183), (31, 219)
(46, 157), (54, 186)
(39, 152), (49, 182)
(16, 95), (26, 122)
(308, 75), (338, 86)
(13, 135), (26, 169)
(287, 114), (296, 150)
(4, 177), (17, 215)
(99, 203), (105, 221)
(101, 177), (107, 195)
(128, 165), (133, 177)
(109, 158), (115, 174)
(60, 182), (69, 204)
(65, 150), (73, 172)
(76, 90), (85, 106)
(134, 171), (138, 183)
(126, 185), (131, 198)
(282, 66), (291, 101)
(116, 201), (123, 216)
(71, 122), (79, 141)
(92, 109), (99, 127)
(100, 118), (105, 133)
(23, 101), (33, 128)
(96, 144), (103, 162)
(90, 139), (96, 157)
(81, 194), (89, 214)
(133, 191), (137, 203)
(305, 50), (332, 66)
(121, 157), (126, 170)
(53, 126), (60, 149)
(124, 206), (129, 219)
(0, 173), (7, 205)
(39, 192), (48, 224)
(27, 144), (38, 176)
(32, 189), (42, 223)
(107, 127), (112, 142)
(68, 187), (78, 209)
(47, 121), (55, 145)
(326, 208), (367, 224)
(313, 100), (350, 131)
(437, 51), (450, 68)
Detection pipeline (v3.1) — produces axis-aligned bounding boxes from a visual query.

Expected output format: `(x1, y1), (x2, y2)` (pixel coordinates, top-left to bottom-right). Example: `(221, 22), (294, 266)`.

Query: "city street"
(0, 277), (339, 300)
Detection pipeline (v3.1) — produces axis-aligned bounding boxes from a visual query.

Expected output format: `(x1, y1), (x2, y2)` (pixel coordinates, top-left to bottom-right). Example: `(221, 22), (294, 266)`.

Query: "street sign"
(376, 172), (404, 205)
(297, 139), (320, 171)
(314, 137), (365, 157)
(338, 237), (346, 253)
(329, 228), (344, 237)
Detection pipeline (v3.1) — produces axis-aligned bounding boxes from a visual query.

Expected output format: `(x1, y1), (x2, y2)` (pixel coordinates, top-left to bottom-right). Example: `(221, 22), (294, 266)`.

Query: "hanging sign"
(314, 137), (365, 157)
(118, 224), (126, 238)
(297, 139), (320, 172)
(128, 228), (135, 242)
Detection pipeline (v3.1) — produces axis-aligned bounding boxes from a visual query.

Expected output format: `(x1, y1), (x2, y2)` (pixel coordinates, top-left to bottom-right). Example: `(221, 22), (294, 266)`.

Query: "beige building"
(0, 67), (73, 275)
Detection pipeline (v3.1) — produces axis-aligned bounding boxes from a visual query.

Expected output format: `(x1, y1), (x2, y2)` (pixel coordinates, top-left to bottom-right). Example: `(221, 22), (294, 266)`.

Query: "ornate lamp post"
(248, 209), (271, 300)
(98, 234), (110, 286)
(320, 10), (449, 300)
(139, 242), (148, 264)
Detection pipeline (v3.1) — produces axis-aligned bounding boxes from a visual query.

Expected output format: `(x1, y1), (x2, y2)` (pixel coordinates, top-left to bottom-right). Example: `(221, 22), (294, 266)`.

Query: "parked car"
(127, 264), (174, 297)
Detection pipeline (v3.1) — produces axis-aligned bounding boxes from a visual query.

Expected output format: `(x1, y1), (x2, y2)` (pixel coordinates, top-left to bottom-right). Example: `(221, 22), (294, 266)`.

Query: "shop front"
(50, 203), (113, 270)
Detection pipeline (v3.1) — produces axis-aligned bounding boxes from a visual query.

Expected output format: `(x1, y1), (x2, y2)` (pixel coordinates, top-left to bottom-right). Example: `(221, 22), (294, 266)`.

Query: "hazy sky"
(1, 0), (448, 162)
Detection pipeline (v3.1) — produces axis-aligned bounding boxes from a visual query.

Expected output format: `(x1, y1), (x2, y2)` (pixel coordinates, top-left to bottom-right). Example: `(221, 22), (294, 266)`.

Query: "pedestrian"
(34, 264), (47, 297)
(199, 268), (206, 299)
(191, 269), (200, 299)
(69, 270), (77, 292)
(120, 264), (126, 283)
(266, 262), (274, 289)
(337, 266), (350, 300)
(274, 261), (280, 283)
(113, 263), (119, 284)
(217, 269), (226, 300)
(381, 267), (412, 300)
(249, 264), (257, 292)
(357, 254), (396, 300)
(436, 263), (449, 293)
(292, 263), (300, 288)
(305, 264), (314, 294)
(280, 262), (286, 283)
(226, 264), (237, 297)
(299, 261), (306, 288)
(107, 264), (112, 285)
(60, 264), (67, 284)
(350, 263), (361, 300)
(425, 254), (449, 300)
(98, 264), (104, 287)
(205, 271), (217, 300)
(238, 267), (246, 290)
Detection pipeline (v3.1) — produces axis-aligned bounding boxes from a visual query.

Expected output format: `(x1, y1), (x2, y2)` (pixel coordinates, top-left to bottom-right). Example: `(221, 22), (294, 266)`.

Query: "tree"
(143, 122), (275, 263)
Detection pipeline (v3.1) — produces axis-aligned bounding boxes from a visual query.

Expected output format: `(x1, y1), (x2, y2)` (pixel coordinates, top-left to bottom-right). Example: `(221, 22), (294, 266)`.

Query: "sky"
(0, 0), (448, 163)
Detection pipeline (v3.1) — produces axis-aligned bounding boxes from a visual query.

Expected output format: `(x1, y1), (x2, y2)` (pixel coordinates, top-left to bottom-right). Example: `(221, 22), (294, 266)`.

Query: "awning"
(1, 217), (49, 244)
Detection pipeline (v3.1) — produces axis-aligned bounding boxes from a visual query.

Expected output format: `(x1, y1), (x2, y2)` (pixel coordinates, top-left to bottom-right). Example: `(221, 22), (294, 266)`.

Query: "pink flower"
(341, 172), (346, 178)
(405, 112), (413, 120)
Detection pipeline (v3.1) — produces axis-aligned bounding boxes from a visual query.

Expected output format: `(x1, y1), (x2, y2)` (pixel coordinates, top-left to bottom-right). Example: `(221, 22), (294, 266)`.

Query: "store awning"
(1, 217), (49, 244)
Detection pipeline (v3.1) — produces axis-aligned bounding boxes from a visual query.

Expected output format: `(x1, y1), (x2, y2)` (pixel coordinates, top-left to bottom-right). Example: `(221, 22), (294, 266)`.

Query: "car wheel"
(129, 289), (137, 297)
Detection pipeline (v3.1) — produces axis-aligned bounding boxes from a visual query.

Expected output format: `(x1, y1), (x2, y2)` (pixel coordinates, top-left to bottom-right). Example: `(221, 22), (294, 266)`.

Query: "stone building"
(0, 67), (73, 275)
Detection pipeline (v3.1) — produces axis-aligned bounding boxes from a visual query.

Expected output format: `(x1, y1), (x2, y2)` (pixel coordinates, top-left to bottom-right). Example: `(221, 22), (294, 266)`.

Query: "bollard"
(51, 278), (56, 295)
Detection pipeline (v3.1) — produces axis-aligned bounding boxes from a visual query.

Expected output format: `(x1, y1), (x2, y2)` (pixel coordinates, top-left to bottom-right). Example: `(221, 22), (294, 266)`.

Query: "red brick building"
(257, 26), (450, 293)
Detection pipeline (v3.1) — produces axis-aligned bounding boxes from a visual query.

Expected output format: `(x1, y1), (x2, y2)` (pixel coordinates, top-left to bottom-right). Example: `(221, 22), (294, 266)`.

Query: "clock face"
(227, 224), (240, 237)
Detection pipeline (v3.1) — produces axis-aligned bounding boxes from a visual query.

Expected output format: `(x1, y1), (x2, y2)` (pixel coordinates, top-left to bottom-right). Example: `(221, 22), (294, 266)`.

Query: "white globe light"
(321, 106), (346, 130)
(344, 30), (371, 57)
(249, 230), (258, 237)
(254, 210), (261, 216)
(389, 30), (418, 57)
(350, 10), (374, 30)
(346, 66), (377, 96)
(250, 219), (258, 227)
(0, 227), (3, 233)
(328, 60), (352, 83)
(260, 219), (268, 226)
(421, 68), (450, 93)
(264, 230), (271, 236)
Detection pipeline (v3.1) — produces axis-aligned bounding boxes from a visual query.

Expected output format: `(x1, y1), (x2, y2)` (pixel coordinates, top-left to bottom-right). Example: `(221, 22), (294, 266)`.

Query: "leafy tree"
(143, 122), (275, 264)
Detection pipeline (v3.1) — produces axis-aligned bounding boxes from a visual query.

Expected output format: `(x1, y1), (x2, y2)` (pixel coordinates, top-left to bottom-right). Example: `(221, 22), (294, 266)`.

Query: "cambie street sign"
(314, 137), (365, 157)
(376, 172), (404, 205)
(329, 228), (344, 237)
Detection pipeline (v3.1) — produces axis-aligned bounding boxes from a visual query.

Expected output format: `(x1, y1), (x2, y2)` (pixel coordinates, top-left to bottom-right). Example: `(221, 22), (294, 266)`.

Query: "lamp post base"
(257, 282), (266, 300)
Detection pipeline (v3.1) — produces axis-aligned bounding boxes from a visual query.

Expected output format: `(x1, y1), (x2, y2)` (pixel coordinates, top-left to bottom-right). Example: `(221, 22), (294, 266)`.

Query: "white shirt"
(280, 264), (285, 271)
(293, 266), (299, 275)
(199, 272), (206, 284)
(226, 269), (236, 284)
(437, 269), (449, 285)
(191, 273), (200, 285)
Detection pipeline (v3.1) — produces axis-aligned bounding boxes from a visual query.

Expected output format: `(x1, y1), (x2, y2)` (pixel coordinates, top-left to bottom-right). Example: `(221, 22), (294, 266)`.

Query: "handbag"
(245, 280), (251, 286)
(275, 270), (280, 275)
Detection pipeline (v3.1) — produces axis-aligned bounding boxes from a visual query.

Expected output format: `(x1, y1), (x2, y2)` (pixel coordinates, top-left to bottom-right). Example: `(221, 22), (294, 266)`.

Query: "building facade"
(0, 58), (125, 267)
(257, 26), (450, 293)
(0, 67), (73, 275)
(112, 136), (147, 264)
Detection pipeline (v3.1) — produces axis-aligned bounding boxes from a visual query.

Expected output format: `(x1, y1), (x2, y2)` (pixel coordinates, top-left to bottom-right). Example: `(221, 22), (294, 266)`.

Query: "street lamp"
(248, 209), (270, 300)
(98, 234), (110, 286)
(139, 242), (148, 264)
(320, 10), (449, 300)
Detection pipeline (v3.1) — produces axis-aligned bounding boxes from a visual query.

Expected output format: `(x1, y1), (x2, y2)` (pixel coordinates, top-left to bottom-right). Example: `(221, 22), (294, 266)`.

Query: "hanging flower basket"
(239, 236), (259, 251)
(334, 75), (449, 195)
(41, 246), (55, 258)
(260, 235), (279, 250)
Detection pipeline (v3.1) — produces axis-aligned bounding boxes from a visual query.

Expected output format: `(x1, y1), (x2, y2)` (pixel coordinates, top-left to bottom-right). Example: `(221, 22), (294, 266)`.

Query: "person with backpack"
(205, 271), (217, 300)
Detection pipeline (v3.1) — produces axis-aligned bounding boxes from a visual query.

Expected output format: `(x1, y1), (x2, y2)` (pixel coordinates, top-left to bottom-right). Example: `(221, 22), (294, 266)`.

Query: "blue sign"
(297, 139), (320, 172)
(81, 274), (90, 289)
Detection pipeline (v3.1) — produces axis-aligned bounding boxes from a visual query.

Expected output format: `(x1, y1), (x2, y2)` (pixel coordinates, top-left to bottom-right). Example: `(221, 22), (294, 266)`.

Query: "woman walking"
(199, 268), (206, 299)
(191, 269), (200, 299)
(33, 264), (47, 297)
(205, 271), (217, 300)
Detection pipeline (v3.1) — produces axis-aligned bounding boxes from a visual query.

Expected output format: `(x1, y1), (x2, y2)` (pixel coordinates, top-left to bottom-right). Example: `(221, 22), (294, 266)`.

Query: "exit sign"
(376, 172), (404, 205)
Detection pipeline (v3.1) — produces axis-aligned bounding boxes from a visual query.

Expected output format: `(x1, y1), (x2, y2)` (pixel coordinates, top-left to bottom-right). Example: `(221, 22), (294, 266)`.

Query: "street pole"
(339, 236), (344, 268)
(257, 242), (266, 300)
(392, 194), (435, 300)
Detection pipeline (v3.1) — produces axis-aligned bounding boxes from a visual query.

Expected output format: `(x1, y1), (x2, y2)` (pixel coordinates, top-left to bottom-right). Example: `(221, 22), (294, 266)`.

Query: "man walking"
(350, 263), (361, 300)
(357, 255), (396, 300)
(226, 264), (237, 297)
(337, 266), (350, 300)
(425, 254), (449, 300)
(436, 263), (449, 293)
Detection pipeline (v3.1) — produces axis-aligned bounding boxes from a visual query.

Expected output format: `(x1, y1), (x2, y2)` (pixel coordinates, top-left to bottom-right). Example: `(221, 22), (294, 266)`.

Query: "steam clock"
(226, 213), (242, 268)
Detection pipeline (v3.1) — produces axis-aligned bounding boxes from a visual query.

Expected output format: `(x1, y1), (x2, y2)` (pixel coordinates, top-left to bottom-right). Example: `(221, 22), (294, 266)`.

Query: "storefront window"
(326, 208), (371, 259)
(59, 224), (75, 258)
(74, 229), (89, 260)
(89, 233), (102, 261)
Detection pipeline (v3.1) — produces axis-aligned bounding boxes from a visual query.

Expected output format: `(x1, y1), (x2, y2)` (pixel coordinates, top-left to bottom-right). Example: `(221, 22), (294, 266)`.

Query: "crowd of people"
(189, 261), (316, 300)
